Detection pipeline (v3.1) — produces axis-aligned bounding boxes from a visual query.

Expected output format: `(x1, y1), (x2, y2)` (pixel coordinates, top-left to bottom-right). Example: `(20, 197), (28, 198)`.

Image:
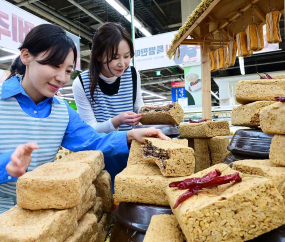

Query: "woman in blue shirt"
(0, 24), (169, 214)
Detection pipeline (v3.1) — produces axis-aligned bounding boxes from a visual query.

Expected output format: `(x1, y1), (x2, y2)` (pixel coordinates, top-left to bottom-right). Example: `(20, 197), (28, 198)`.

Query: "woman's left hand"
(126, 127), (171, 144)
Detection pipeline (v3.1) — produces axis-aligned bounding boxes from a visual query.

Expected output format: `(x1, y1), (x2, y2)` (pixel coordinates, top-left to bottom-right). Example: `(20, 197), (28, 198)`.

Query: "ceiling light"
(106, 0), (128, 15)
(140, 28), (152, 37)
(60, 86), (73, 90)
(1, 48), (20, 55)
(61, 93), (74, 97)
(0, 55), (18, 61)
(141, 89), (167, 99)
(63, 97), (75, 101)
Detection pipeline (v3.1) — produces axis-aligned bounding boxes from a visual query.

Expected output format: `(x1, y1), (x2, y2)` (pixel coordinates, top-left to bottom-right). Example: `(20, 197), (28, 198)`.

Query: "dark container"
(110, 202), (172, 242)
(228, 129), (273, 158)
(135, 125), (179, 138)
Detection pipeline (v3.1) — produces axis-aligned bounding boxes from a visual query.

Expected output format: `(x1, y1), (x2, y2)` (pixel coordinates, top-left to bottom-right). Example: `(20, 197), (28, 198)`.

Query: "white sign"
(134, 31), (201, 71)
(0, 0), (81, 69)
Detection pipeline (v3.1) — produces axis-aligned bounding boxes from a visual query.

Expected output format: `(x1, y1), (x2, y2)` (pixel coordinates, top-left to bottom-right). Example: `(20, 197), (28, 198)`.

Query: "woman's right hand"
(112, 111), (142, 128)
(6, 142), (39, 177)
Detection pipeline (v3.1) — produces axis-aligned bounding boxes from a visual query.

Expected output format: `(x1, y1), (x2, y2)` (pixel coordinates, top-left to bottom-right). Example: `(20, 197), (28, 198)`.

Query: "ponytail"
(6, 56), (26, 80)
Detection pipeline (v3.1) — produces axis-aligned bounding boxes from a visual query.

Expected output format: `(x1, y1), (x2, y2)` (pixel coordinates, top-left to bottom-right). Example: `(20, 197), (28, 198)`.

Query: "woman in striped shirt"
(72, 23), (145, 186)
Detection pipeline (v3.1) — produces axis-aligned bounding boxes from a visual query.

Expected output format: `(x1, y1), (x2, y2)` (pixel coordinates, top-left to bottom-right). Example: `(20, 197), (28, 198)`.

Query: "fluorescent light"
(0, 55), (18, 61)
(63, 97), (75, 101)
(141, 89), (167, 99)
(105, 0), (152, 37)
(140, 28), (152, 37)
(106, 0), (128, 15)
(61, 93), (74, 97)
(60, 86), (73, 90)
(1, 48), (20, 55)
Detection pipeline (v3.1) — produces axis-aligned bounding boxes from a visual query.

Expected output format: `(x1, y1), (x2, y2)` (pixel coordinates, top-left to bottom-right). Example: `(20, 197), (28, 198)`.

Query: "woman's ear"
(20, 49), (32, 65)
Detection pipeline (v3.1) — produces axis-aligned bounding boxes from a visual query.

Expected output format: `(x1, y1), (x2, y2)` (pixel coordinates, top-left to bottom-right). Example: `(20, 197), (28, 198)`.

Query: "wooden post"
(201, 44), (212, 120)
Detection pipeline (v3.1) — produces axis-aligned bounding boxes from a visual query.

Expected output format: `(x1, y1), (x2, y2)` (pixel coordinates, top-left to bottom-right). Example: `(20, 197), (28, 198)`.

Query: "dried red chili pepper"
(177, 169), (222, 190)
(264, 73), (273, 79)
(189, 118), (207, 123)
(169, 169), (221, 188)
(274, 97), (285, 102)
(173, 187), (199, 209)
(180, 172), (242, 191)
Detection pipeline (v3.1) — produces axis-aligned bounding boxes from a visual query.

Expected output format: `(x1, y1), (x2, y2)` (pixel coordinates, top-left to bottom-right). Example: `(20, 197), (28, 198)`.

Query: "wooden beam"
(181, 39), (229, 44)
(221, 29), (233, 40)
(167, 0), (223, 55)
(253, 6), (266, 22)
(211, 0), (260, 35)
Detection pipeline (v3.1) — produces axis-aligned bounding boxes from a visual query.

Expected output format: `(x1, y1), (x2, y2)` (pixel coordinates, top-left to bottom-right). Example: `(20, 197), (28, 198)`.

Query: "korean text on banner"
(171, 81), (186, 103)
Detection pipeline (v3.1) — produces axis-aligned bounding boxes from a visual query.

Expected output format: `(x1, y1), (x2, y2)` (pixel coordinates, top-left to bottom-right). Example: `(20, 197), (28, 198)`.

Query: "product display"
(231, 101), (275, 127)
(0, 205), (77, 242)
(65, 213), (98, 242)
(237, 32), (253, 57)
(94, 170), (113, 212)
(246, 24), (264, 51)
(140, 103), (184, 125)
(75, 184), (96, 221)
(226, 40), (237, 67)
(115, 163), (180, 206)
(57, 150), (105, 181)
(143, 215), (185, 242)
(17, 162), (93, 210)
(141, 138), (195, 177)
(235, 79), (285, 104)
(179, 121), (230, 138)
(260, 102), (285, 134)
(266, 11), (282, 43)
(166, 164), (285, 242)
(233, 159), (285, 198)
(208, 50), (217, 72)
(88, 197), (103, 222)
(269, 135), (285, 166)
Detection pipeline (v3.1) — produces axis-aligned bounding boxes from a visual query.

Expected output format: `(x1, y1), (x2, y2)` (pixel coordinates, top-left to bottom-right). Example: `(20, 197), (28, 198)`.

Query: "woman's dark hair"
(89, 22), (134, 101)
(7, 24), (77, 80)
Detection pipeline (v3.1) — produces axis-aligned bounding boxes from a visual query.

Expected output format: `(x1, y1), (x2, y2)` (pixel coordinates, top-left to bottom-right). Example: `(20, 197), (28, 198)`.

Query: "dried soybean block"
(115, 163), (181, 205)
(140, 103), (184, 125)
(235, 79), (285, 104)
(91, 213), (113, 242)
(17, 162), (93, 210)
(57, 151), (104, 181)
(194, 139), (211, 172)
(65, 213), (97, 242)
(94, 171), (113, 212)
(260, 102), (285, 134)
(166, 164), (285, 242)
(233, 159), (285, 198)
(208, 136), (230, 165)
(194, 137), (230, 172)
(270, 135), (285, 166)
(143, 215), (185, 242)
(141, 138), (195, 177)
(88, 197), (103, 222)
(128, 139), (188, 166)
(76, 184), (96, 220)
(179, 121), (230, 138)
(0, 205), (77, 242)
(232, 101), (275, 127)
(273, 74), (285, 79)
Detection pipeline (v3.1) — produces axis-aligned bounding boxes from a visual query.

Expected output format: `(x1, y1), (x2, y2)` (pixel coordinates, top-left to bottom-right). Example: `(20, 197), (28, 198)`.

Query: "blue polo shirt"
(0, 76), (129, 184)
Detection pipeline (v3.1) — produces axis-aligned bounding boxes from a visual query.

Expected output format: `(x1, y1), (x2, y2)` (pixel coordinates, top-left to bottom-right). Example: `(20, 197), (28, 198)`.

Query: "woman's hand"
(6, 142), (39, 177)
(112, 111), (142, 128)
(127, 127), (171, 144)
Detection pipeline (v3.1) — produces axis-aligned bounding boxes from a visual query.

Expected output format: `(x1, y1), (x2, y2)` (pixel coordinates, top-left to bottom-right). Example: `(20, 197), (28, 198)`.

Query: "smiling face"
(21, 49), (74, 104)
(100, 39), (131, 78)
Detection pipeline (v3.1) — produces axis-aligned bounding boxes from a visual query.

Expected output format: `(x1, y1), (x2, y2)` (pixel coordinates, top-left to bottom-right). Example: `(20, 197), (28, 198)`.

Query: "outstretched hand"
(6, 142), (39, 177)
(127, 127), (171, 143)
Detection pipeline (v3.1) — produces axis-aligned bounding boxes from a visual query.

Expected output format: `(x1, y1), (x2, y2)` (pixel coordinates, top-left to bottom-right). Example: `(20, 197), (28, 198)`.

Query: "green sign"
(156, 70), (161, 76)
